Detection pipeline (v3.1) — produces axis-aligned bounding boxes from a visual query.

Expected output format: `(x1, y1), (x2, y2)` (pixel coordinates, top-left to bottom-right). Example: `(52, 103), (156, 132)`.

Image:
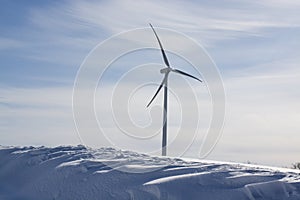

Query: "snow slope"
(0, 145), (299, 200)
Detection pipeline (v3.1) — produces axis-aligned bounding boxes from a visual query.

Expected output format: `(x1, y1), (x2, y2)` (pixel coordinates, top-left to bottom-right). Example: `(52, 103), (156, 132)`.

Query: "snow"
(0, 145), (299, 200)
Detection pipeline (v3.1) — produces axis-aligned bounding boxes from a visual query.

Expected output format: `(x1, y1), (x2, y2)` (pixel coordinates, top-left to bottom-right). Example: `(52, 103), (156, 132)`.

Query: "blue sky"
(1, 0), (300, 167)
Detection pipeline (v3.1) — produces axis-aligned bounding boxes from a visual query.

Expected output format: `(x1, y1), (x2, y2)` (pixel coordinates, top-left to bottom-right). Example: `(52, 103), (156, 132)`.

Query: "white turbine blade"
(149, 23), (170, 68)
(146, 76), (166, 107)
(172, 69), (202, 82)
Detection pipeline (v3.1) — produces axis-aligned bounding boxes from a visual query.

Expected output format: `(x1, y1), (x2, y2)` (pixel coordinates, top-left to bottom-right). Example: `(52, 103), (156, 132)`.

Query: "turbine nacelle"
(160, 67), (172, 74)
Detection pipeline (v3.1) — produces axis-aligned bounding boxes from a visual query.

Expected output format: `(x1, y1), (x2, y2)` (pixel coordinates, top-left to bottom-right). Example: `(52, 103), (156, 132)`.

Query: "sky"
(0, 0), (300, 167)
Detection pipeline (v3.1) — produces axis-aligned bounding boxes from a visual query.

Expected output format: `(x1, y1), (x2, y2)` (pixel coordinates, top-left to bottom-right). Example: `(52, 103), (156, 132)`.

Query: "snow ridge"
(0, 145), (299, 200)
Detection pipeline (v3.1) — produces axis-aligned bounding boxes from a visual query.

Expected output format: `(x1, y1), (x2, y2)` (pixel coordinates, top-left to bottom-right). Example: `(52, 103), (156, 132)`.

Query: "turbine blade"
(172, 69), (202, 82)
(149, 23), (170, 67)
(146, 76), (166, 107)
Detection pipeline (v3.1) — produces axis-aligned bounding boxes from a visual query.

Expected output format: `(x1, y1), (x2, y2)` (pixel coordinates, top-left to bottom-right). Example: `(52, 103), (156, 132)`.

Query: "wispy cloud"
(64, 0), (300, 44)
(0, 86), (79, 146)
(0, 38), (25, 50)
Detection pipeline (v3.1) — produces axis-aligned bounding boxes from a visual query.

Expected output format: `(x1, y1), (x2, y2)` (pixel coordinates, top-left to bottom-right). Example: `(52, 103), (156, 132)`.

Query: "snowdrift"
(0, 145), (299, 200)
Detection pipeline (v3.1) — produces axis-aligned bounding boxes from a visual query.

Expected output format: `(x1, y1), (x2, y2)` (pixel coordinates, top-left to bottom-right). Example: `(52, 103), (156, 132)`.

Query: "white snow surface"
(0, 145), (299, 200)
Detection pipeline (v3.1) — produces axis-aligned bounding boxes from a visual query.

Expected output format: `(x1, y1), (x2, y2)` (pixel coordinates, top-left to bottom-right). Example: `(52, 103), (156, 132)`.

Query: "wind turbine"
(147, 24), (202, 156)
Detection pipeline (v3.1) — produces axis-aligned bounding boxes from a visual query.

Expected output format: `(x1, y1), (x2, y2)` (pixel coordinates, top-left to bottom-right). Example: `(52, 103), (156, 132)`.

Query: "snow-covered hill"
(0, 145), (299, 200)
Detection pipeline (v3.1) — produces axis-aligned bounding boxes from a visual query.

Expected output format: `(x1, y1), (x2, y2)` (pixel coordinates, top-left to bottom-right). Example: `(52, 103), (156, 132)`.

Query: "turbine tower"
(147, 24), (202, 156)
